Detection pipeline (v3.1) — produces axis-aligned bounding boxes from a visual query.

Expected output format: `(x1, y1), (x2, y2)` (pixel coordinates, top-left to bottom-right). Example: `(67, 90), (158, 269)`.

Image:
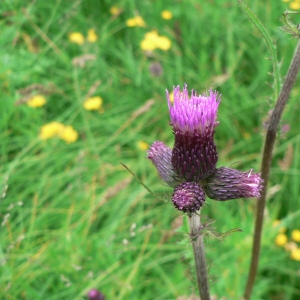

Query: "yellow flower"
(290, 2), (300, 9)
(156, 36), (172, 51)
(138, 141), (149, 151)
(169, 91), (174, 104)
(161, 10), (173, 20)
(110, 6), (122, 16)
(68, 32), (85, 45)
(140, 30), (171, 51)
(59, 126), (78, 144)
(291, 229), (300, 242)
(275, 233), (288, 246)
(87, 29), (98, 43)
(83, 96), (103, 111)
(27, 95), (47, 108)
(126, 16), (146, 27)
(39, 122), (65, 140)
(290, 248), (300, 261)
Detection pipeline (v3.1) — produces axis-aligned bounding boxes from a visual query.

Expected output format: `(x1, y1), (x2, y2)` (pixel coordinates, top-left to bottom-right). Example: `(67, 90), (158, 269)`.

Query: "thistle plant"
(147, 85), (262, 299)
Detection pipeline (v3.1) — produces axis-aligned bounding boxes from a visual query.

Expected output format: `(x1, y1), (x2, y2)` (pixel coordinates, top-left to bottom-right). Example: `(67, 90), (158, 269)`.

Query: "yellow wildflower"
(161, 10), (173, 20)
(291, 229), (300, 242)
(138, 141), (149, 151)
(87, 29), (98, 43)
(27, 95), (47, 108)
(169, 92), (174, 104)
(156, 36), (172, 51)
(126, 16), (146, 27)
(68, 32), (85, 45)
(140, 30), (171, 51)
(275, 233), (288, 246)
(290, 248), (300, 261)
(83, 96), (103, 111)
(290, 2), (300, 9)
(110, 6), (122, 16)
(39, 122), (64, 140)
(59, 126), (78, 144)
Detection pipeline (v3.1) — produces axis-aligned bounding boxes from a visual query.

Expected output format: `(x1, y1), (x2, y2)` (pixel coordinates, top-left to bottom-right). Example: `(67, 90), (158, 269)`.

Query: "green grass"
(1, 0), (300, 299)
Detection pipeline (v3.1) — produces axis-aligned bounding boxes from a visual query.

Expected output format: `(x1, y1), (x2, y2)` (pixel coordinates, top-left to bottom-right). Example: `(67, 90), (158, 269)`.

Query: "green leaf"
(121, 163), (169, 202)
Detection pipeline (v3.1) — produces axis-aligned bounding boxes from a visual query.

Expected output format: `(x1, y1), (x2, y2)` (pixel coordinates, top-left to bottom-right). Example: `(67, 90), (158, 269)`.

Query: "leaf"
(121, 163), (169, 202)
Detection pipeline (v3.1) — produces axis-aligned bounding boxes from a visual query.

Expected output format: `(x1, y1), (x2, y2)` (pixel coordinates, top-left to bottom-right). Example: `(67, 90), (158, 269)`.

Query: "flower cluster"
(68, 29), (98, 45)
(148, 85), (262, 213)
(273, 220), (300, 261)
(39, 122), (78, 144)
(126, 16), (146, 27)
(140, 30), (171, 51)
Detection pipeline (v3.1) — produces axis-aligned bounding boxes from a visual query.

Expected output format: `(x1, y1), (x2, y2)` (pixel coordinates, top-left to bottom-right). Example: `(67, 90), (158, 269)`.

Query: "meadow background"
(1, 0), (300, 299)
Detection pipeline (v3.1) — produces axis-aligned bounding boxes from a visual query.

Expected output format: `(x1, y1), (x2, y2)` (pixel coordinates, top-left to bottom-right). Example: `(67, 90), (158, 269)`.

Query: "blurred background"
(1, 0), (300, 299)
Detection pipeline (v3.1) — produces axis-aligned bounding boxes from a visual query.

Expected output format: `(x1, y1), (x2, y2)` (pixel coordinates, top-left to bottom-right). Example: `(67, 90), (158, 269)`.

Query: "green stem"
(244, 39), (300, 300)
(189, 212), (210, 300)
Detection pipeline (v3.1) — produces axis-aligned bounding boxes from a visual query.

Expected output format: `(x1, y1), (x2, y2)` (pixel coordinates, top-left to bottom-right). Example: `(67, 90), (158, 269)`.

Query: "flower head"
(68, 32), (85, 45)
(275, 233), (288, 246)
(39, 122), (78, 143)
(161, 10), (173, 20)
(27, 95), (47, 108)
(147, 84), (262, 213)
(169, 85), (220, 182)
(126, 16), (145, 27)
(59, 125), (78, 144)
(39, 122), (65, 140)
(87, 289), (105, 300)
(140, 30), (171, 51)
(291, 229), (300, 242)
(87, 29), (98, 43)
(110, 6), (122, 16)
(290, 248), (300, 261)
(83, 96), (103, 111)
(137, 141), (149, 151)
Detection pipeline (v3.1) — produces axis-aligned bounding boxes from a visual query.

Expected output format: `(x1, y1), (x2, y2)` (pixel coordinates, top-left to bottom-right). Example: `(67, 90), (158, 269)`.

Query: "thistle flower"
(87, 289), (105, 300)
(148, 84), (262, 213)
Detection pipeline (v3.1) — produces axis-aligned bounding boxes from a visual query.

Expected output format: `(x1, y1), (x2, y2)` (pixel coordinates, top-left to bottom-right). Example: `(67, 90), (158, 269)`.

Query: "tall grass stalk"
(244, 38), (300, 300)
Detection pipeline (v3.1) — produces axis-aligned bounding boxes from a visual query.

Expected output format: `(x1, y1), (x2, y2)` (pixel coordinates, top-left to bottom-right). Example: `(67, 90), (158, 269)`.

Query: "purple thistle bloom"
(148, 84), (263, 213)
(87, 289), (105, 300)
(172, 182), (205, 212)
(203, 167), (263, 200)
(168, 85), (220, 181)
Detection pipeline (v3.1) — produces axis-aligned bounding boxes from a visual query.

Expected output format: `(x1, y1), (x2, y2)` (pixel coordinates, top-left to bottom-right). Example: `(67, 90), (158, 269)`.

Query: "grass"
(1, 0), (300, 299)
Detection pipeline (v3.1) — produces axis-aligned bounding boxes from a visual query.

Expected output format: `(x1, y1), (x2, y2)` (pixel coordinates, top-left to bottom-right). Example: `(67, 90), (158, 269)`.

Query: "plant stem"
(244, 39), (300, 300)
(189, 212), (210, 300)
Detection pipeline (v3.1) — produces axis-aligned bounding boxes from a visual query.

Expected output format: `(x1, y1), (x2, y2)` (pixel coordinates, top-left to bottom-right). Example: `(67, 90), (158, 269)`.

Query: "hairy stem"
(244, 39), (300, 300)
(189, 212), (210, 300)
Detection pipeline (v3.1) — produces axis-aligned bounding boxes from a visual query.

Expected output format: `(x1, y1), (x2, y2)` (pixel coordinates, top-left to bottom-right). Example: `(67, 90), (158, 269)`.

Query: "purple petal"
(167, 84), (221, 136)
(203, 167), (263, 200)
